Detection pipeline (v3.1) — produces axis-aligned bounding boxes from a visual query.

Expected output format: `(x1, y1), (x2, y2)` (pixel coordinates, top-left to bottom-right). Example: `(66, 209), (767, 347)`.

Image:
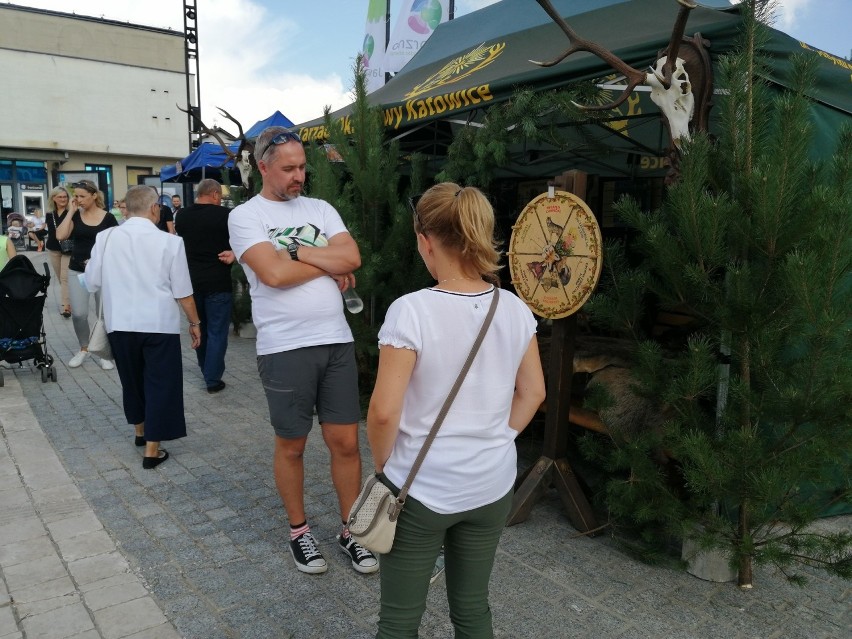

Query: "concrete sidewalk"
(1, 251), (850, 639)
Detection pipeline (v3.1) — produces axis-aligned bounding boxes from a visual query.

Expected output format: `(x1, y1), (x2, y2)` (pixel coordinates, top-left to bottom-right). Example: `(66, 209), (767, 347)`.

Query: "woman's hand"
(55, 209), (75, 241)
(508, 335), (546, 434)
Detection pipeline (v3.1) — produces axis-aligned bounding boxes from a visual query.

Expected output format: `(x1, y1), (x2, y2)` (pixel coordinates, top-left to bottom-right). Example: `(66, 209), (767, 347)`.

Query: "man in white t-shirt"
(228, 126), (378, 576)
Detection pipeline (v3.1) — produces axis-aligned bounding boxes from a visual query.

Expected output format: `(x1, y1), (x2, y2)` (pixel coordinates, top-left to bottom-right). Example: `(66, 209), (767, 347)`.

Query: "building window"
(127, 166), (153, 188)
(0, 160), (13, 182)
(10, 161), (47, 183)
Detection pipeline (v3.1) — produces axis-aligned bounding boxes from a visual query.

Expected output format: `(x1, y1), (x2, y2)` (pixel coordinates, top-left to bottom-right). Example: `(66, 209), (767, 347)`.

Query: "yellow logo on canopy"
(405, 42), (506, 99)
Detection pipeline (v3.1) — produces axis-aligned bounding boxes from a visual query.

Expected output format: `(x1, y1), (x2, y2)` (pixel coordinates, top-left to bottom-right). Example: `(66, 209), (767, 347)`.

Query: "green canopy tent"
(297, 0), (851, 179)
(297, 0), (852, 517)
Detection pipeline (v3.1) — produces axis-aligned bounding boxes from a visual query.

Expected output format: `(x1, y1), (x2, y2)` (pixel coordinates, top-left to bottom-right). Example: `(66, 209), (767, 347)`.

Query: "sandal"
(61, 306), (71, 318)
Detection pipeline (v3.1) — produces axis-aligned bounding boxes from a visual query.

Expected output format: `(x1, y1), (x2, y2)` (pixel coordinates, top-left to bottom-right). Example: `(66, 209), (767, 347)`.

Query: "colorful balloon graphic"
(408, 0), (442, 35)
(362, 34), (375, 67)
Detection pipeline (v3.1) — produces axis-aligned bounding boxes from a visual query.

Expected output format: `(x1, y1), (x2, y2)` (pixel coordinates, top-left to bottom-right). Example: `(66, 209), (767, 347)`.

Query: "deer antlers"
(532, 0), (697, 111)
(175, 105), (257, 191)
(176, 105), (249, 165)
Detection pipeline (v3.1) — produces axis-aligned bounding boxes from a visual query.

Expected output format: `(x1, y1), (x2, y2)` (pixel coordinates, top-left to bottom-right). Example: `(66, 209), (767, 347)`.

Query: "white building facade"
(0, 4), (189, 221)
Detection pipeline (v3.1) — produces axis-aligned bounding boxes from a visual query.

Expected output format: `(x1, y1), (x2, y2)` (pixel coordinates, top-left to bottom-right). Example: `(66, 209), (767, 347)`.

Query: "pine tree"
(305, 59), (431, 402)
(585, 0), (852, 586)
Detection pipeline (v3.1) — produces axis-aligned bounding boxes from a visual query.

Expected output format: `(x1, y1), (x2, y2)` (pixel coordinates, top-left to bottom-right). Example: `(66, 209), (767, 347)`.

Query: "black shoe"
(207, 381), (226, 394)
(142, 449), (169, 469)
(289, 531), (327, 574)
(338, 534), (379, 574)
(134, 436), (146, 447)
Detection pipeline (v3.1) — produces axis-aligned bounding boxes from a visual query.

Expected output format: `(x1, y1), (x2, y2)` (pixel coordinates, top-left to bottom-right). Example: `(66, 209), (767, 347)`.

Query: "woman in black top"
(45, 186), (75, 318)
(56, 179), (118, 369)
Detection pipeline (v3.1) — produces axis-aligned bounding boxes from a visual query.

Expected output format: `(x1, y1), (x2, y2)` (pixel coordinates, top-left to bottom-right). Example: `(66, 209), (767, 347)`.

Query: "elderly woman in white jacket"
(85, 185), (201, 469)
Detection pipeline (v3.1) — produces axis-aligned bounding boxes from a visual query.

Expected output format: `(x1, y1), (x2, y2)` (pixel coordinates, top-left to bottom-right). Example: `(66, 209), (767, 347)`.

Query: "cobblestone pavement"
(1, 251), (850, 638)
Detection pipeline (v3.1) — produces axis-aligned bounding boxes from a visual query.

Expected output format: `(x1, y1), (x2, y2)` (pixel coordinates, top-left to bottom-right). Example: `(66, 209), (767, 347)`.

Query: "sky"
(9, 0), (850, 135)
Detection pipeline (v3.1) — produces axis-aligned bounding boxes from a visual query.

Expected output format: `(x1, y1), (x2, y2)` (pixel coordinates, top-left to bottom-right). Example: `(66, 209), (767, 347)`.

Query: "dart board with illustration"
(508, 190), (603, 319)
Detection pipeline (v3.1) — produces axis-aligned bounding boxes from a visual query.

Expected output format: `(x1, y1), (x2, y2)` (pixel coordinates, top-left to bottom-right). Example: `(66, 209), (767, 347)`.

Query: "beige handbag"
(87, 229), (115, 360)
(348, 288), (500, 554)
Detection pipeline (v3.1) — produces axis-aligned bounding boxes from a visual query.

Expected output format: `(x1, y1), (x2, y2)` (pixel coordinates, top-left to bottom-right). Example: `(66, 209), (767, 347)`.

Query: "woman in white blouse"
(85, 186), (201, 469)
(368, 183), (546, 638)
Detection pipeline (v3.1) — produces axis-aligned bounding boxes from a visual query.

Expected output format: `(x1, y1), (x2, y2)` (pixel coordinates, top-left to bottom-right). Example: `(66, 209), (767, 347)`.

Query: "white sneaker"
(99, 358), (114, 370)
(68, 351), (89, 368)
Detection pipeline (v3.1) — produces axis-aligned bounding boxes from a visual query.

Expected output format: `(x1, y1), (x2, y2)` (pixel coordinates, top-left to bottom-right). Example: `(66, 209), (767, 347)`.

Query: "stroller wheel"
(41, 368), (49, 383)
(0, 370), (4, 387)
(49, 368), (57, 382)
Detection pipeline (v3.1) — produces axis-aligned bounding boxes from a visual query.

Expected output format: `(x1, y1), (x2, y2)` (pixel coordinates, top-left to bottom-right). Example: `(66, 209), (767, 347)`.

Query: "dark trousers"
(108, 331), (187, 442)
(194, 291), (232, 387)
(376, 483), (513, 639)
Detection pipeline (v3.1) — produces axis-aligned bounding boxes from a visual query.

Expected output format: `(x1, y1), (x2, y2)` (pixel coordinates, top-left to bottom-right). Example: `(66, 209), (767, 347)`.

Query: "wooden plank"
(507, 457), (553, 526)
(553, 459), (599, 534)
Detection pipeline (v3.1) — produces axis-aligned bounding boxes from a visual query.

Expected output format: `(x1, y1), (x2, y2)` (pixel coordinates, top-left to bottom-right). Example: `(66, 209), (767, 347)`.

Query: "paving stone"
(82, 582), (149, 612)
(78, 573), (140, 594)
(0, 605), (19, 638)
(45, 512), (104, 541)
(93, 597), (167, 639)
(0, 516), (44, 544)
(121, 624), (182, 639)
(2, 553), (67, 591)
(67, 552), (131, 586)
(15, 591), (82, 617)
(0, 535), (55, 568)
(19, 601), (95, 639)
(205, 506), (237, 522)
(56, 530), (116, 562)
(11, 576), (77, 605)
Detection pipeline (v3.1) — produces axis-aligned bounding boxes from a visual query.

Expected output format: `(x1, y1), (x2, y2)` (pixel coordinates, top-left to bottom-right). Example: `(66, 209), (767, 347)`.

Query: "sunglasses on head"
(408, 194), (422, 227)
(73, 181), (97, 194)
(408, 188), (465, 227)
(258, 131), (302, 160)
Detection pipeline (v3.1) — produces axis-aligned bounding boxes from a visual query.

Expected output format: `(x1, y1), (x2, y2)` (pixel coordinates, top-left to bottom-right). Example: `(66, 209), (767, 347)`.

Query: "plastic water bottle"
(342, 288), (364, 314)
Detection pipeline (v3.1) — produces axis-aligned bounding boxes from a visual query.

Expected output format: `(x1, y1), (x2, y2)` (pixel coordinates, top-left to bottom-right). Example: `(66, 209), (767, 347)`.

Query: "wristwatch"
(287, 242), (300, 261)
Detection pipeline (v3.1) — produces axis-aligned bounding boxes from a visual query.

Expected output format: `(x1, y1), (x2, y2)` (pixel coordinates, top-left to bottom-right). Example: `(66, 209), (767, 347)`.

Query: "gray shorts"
(257, 343), (360, 439)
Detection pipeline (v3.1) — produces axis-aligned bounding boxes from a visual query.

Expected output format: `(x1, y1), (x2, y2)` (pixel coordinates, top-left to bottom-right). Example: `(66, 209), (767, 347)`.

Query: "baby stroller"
(0, 254), (56, 386)
(5, 213), (28, 251)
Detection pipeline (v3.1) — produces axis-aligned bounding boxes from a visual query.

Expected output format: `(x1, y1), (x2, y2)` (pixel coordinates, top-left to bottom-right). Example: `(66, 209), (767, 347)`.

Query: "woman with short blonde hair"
(45, 186), (75, 317)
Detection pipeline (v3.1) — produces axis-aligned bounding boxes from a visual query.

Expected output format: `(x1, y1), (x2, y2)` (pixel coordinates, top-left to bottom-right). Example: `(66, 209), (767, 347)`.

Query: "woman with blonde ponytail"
(368, 182), (546, 638)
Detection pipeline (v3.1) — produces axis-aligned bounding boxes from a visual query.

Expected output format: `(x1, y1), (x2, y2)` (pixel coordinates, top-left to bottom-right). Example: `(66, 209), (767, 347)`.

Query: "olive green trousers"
(376, 481), (512, 639)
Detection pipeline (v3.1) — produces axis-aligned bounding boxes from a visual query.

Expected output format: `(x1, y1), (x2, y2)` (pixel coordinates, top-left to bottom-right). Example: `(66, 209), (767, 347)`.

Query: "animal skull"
(647, 55), (694, 148)
(236, 149), (253, 190)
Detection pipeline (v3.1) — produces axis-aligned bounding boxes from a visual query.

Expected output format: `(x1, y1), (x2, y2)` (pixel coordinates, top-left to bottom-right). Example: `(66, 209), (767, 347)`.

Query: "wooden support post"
(507, 170), (600, 534)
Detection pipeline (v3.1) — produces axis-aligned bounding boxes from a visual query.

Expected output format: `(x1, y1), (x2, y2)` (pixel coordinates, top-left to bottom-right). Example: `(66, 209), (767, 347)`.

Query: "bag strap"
(390, 287), (500, 520)
(95, 228), (116, 321)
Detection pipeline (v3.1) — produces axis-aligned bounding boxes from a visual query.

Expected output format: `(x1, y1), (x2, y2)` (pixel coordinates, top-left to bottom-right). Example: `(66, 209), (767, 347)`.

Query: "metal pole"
(183, 1), (201, 153)
(384, 0), (391, 85)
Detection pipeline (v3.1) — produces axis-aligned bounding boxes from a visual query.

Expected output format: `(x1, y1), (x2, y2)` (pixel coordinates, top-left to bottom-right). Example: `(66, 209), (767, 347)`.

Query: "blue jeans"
(194, 291), (232, 387)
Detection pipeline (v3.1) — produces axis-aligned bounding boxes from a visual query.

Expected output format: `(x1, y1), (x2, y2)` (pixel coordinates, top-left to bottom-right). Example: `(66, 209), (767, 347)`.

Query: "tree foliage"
(585, 1), (852, 586)
(437, 83), (599, 187)
(304, 59), (432, 404)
